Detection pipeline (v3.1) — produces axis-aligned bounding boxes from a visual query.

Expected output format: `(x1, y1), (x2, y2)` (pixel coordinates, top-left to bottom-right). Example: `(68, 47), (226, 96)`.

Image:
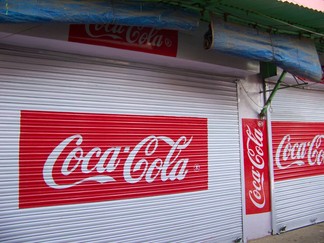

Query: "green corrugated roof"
(211, 0), (323, 34)
(147, 0), (324, 52)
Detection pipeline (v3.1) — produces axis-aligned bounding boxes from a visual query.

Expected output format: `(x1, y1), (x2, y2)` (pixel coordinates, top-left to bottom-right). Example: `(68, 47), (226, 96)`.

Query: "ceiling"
(145, 0), (324, 53)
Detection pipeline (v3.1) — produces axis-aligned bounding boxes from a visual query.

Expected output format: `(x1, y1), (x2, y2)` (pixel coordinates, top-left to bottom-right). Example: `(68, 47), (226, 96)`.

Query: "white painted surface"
(245, 213), (272, 240)
(238, 75), (272, 241)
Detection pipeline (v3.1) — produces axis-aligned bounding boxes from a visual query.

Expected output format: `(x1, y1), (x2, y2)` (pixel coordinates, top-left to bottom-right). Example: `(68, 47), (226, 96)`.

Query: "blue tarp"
(205, 17), (322, 81)
(0, 0), (200, 31)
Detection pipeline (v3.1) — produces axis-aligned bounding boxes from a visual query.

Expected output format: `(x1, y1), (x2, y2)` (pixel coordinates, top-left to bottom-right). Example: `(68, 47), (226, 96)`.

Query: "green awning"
(152, 0), (324, 52)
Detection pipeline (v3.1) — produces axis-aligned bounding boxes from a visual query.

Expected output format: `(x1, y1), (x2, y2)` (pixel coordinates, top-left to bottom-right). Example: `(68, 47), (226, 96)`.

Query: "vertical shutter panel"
(271, 87), (324, 232)
(0, 46), (242, 242)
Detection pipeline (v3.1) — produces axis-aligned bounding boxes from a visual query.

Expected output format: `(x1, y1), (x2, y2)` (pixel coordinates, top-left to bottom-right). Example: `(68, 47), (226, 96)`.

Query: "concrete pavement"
(249, 222), (324, 243)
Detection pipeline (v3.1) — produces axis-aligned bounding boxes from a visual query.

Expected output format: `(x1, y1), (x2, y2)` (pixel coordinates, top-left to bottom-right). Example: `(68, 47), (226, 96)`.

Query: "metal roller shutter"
(0, 45), (242, 243)
(270, 86), (324, 233)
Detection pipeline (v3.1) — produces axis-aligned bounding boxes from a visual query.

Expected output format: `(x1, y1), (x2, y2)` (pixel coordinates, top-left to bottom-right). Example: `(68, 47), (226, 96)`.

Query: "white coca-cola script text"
(43, 135), (192, 189)
(85, 24), (173, 48)
(275, 134), (324, 169)
(246, 125), (266, 209)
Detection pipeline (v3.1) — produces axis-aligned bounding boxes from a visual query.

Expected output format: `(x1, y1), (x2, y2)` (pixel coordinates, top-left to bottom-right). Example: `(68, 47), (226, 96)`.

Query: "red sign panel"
(19, 110), (208, 208)
(242, 119), (271, 214)
(272, 121), (324, 181)
(68, 24), (178, 57)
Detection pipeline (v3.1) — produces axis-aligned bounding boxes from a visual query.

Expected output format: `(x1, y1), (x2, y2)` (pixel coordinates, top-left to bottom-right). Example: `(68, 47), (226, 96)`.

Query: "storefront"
(0, 2), (323, 240)
(0, 33), (246, 242)
(270, 84), (324, 234)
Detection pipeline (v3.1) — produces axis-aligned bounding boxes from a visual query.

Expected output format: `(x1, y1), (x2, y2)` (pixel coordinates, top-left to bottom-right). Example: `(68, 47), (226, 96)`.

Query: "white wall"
(0, 23), (258, 78)
(238, 74), (272, 241)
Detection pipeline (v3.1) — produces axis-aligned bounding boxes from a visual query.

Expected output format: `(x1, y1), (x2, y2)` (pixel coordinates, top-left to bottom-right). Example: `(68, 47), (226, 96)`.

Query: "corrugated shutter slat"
(271, 87), (324, 233)
(0, 46), (242, 243)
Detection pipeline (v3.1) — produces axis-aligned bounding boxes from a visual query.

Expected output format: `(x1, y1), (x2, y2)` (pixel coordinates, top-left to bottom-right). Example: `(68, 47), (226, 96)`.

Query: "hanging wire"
(293, 75), (308, 86)
(238, 80), (263, 109)
(0, 25), (42, 40)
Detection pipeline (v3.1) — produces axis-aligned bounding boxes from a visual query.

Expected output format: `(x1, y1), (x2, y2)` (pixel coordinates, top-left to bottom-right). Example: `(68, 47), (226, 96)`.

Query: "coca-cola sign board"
(242, 119), (271, 214)
(68, 24), (178, 57)
(19, 110), (208, 209)
(272, 121), (324, 181)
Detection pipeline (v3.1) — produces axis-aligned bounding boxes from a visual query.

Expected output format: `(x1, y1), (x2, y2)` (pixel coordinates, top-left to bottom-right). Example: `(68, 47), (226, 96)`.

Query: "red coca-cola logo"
(272, 121), (324, 181)
(242, 119), (270, 214)
(68, 24), (178, 57)
(19, 110), (208, 208)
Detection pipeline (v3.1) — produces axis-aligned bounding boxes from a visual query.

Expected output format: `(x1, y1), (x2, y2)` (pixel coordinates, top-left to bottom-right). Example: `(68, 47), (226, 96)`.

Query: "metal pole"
(259, 71), (287, 118)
